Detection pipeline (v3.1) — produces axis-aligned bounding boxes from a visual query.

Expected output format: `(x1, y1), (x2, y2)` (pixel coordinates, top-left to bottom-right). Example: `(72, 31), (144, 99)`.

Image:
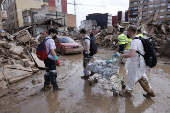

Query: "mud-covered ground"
(0, 48), (170, 113)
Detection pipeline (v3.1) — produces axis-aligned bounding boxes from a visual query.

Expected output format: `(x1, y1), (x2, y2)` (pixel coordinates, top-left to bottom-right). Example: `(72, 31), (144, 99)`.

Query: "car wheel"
(60, 48), (65, 55)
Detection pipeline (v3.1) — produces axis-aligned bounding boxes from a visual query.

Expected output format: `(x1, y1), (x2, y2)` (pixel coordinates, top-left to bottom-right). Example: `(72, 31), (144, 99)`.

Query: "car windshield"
(59, 37), (75, 43)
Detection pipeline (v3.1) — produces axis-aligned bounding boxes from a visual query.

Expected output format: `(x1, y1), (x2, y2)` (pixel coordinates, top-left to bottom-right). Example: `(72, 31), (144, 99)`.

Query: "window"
(148, 11), (153, 13)
(149, 5), (153, 8)
(150, 0), (153, 4)
(159, 16), (164, 18)
(131, 2), (138, 5)
(167, 8), (170, 11)
(160, 10), (165, 12)
(132, 12), (137, 15)
(134, 7), (138, 9)
(168, 2), (170, 5)
(23, 16), (27, 23)
(139, 6), (142, 9)
(138, 12), (142, 14)
(144, 0), (148, 3)
(139, 1), (143, 3)
(143, 5), (147, 8)
(138, 17), (142, 20)
(161, 0), (166, 2)
(142, 16), (146, 19)
(167, 14), (170, 17)
(155, 10), (159, 12)
(161, 3), (166, 6)
(143, 11), (147, 14)
(155, 4), (159, 7)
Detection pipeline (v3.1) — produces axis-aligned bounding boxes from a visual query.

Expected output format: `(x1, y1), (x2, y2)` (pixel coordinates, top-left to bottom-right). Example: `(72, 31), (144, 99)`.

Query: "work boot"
(40, 86), (52, 91)
(89, 72), (95, 76)
(53, 86), (62, 91)
(119, 91), (132, 97)
(143, 92), (155, 98)
(81, 75), (89, 79)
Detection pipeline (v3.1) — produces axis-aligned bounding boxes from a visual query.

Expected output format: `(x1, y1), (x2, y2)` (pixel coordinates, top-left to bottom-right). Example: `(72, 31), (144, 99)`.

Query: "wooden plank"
(0, 80), (8, 89)
(4, 64), (32, 72)
(8, 73), (32, 84)
(30, 53), (45, 69)
(0, 88), (10, 98)
(0, 71), (4, 81)
(12, 26), (32, 37)
(3, 68), (32, 80)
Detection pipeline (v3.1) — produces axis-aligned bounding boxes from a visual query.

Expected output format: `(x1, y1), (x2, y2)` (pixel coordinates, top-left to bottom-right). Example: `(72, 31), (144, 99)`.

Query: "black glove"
(86, 54), (90, 58)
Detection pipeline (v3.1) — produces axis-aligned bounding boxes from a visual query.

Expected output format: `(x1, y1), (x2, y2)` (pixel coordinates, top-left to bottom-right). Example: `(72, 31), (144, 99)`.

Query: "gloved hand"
(86, 54), (91, 58)
(56, 60), (60, 66)
(113, 52), (120, 57)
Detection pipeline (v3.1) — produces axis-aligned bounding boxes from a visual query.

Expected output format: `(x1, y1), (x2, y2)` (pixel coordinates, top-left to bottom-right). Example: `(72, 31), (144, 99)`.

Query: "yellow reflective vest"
(118, 34), (126, 45)
(137, 34), (144, 38)
(125, 37), (132, 50)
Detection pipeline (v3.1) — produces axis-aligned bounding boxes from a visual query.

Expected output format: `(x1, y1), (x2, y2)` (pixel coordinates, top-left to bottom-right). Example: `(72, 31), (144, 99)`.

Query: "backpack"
(134, 37), (157, 68)
(36, 38), (50, 61)
(84, 37), (97, 56)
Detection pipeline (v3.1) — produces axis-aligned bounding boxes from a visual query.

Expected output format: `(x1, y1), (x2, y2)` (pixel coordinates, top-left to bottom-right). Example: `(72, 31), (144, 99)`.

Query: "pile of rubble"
(0, 27), (45, 91)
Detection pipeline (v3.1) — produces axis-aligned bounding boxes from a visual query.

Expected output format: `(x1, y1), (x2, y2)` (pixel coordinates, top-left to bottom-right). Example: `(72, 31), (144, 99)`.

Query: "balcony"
(129, 20), (137, 23)
(129, 14), (138, 17)
(129, 9), (138, 12)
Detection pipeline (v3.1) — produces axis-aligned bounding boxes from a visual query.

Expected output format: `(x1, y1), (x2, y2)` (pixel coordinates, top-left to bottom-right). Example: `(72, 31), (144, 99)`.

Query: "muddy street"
(0, 48), (170, 113)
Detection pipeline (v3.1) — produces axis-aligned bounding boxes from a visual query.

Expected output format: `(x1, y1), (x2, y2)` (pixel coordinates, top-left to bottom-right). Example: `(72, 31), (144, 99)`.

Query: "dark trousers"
(83, 51), (92, 68)
(119, 44), (125, 54)
(44, 57), (58, 88)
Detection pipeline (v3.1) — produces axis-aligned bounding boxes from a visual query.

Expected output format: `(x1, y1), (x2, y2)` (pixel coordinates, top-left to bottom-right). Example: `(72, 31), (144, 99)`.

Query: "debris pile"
(94, 26), (119, 51)
(0, 27), (44, 89)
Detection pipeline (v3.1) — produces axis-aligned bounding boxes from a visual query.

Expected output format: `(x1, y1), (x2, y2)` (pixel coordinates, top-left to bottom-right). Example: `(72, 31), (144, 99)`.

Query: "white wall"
(107, 14), (112, 26)
(55, 0), (62, 12)
(122, 12), (125, 22)
(36, 26), (48, 35)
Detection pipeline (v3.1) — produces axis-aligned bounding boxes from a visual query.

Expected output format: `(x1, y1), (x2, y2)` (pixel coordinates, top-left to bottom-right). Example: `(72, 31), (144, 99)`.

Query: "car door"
(55, 38), (60, 52)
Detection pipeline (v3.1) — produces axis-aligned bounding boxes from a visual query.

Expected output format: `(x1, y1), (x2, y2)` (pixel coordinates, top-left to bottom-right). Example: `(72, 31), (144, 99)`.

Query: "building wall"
(80, 20), (97, 31)
(55, 0), (62, 12)
(108, 14), (112, 26)
(125, 10), (129, 22)
(112, 16), (118, 26)
(61, 0), (67, 13)
(2, 0), (49, 30)
(30, 5), (66, 26)
(86, 13), (108, 29)
(66, 14), (76, 27)
(55, 0), (67, 13)
(48, 0), (56, 7)
(117, 11), (122, 23)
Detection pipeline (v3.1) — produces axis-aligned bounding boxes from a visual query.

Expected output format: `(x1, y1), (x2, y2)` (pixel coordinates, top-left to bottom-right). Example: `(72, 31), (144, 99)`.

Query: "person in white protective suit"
(114, 25), (155, 98)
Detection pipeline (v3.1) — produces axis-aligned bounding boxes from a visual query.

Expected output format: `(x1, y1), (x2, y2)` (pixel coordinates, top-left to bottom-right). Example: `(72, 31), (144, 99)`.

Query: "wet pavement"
(0, 48), (170, 113)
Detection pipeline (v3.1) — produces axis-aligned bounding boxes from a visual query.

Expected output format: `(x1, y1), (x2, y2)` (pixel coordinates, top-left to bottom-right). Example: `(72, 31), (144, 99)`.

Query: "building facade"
(22, 4), (76, 36)
(2, 0), (53, 33)
(129, 0), (170, 24)
(55, 0), (67, 13)
(80, 20), (97, 31)
(86, 13), (112, 29)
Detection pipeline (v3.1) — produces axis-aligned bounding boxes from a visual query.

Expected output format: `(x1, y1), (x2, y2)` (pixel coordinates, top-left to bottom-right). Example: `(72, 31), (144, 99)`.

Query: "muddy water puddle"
(0, 48), (170, 113)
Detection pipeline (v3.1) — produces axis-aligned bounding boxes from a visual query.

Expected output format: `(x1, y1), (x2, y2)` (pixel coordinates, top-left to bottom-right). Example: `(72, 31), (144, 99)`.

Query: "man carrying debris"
(137, 29), (144, 38)
(114, 25), (155, 98)
(80, 29), (94, 79)
(118, 30), (127, 54)
(42, 28), (60, 91)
